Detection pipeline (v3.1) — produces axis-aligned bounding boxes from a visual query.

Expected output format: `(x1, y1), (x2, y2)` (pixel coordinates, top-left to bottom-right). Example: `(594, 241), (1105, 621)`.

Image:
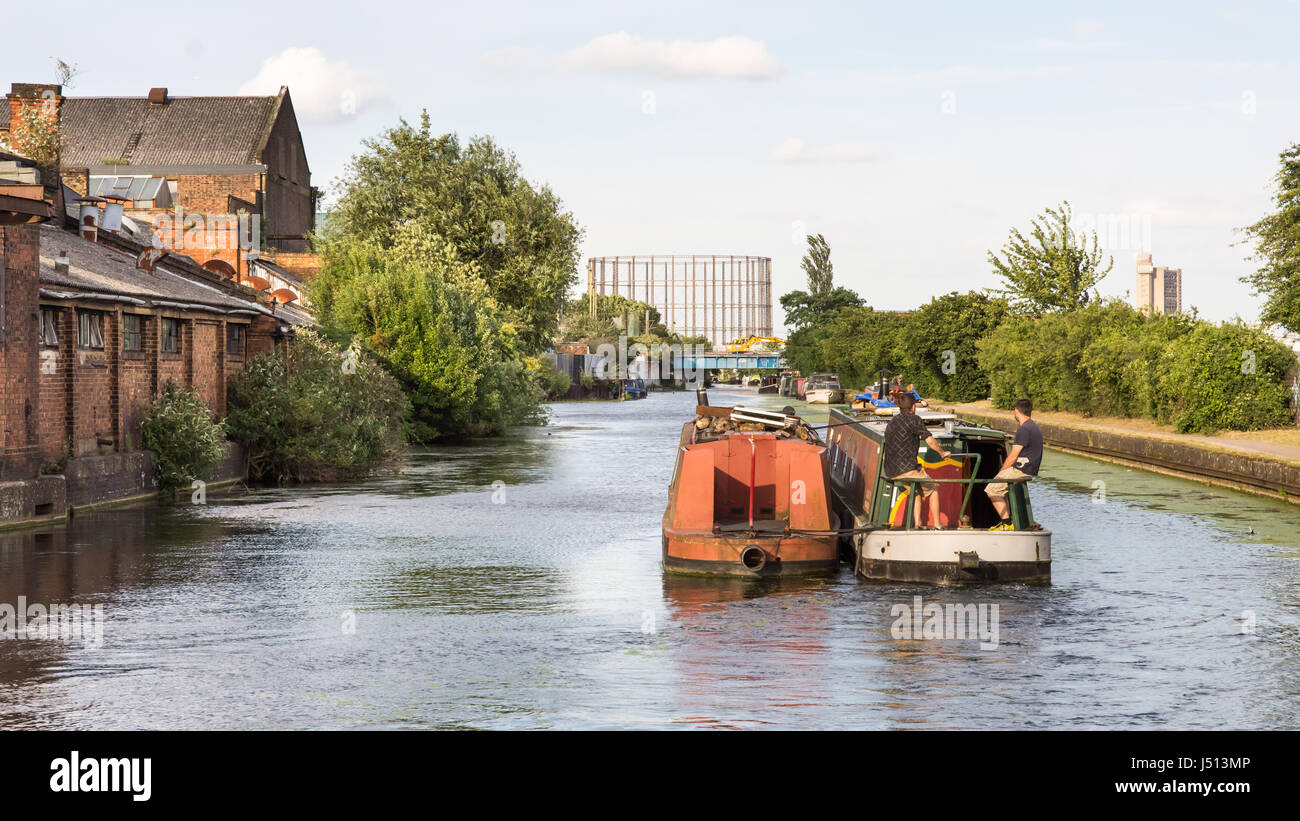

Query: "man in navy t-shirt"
(985, 398), (1042, 530)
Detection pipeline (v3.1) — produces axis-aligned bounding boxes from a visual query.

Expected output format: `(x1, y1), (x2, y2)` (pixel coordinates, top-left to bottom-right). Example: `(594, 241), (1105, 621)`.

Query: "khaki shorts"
(890, 468), (937, 498)
(985, 468), (1029, 498)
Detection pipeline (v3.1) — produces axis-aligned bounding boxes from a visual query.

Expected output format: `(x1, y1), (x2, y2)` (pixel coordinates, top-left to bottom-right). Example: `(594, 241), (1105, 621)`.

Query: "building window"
(226, 323), (246, 357)
(123, 314), (144, 351)
(77, 311), (105, 350)
(161, 318), (181, 354)
(39, 309), (58, 348)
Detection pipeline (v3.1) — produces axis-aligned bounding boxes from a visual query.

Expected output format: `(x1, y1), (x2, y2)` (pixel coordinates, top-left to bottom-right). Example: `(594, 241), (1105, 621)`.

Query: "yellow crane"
(724, 335), (785, 353)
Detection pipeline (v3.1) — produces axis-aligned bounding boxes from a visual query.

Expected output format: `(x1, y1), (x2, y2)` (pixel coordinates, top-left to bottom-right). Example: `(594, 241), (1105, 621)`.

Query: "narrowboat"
(622, 378), (647, 400)
(757, 374), (780, 394)
(805, 373), (845, 404)
(662, 400), (841, 576)
(778, 370), (799, 397)
(826, 407), (1051, 584)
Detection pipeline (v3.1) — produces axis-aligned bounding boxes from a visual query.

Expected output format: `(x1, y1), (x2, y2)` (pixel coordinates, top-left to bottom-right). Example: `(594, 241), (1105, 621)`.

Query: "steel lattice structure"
(585, 255), (772, 349)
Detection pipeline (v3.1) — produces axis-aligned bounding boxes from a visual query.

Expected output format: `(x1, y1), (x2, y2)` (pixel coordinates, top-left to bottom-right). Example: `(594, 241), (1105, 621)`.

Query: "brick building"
(1, 161), (313, 524)
(0, 173), (57, 486)
(2, 82), (318, 281)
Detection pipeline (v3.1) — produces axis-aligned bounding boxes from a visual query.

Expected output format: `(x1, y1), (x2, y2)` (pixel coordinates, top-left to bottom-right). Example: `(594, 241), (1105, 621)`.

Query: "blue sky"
(7, 1), (1300, 328)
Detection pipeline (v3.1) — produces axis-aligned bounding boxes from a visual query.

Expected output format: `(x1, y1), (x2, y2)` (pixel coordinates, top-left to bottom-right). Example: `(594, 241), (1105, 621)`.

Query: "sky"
(7, 0), (1300, 330)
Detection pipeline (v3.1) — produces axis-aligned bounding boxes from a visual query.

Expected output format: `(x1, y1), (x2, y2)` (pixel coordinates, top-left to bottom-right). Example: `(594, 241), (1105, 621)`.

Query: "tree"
(779, 286), (863, 332)
(895, 291), (1010, 401)
(313, 224), (546, 442)
(1240, 142), (1300, 331)
(778, 286), (863, 374)
(801, 233), (834, 296)
(988, 201), (1112, 313)
(818, 307), (907, 391)
(54, 58), (79, 87)
(323, 112), (584, 352)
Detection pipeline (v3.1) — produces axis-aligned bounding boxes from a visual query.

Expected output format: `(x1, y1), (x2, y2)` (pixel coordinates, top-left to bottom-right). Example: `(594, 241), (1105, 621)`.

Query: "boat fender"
(740, 545), (767, 572)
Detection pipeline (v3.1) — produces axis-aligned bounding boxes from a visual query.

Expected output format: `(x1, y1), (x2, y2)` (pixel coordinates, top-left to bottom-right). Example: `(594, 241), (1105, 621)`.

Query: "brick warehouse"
(0, 155), (314, 526)
(1, 82), (319, 281)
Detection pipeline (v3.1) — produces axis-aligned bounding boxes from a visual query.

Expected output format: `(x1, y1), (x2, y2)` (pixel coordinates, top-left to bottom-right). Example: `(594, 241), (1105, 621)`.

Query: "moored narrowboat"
(826, 407), (1051, 584)
(663, 401), (841, 576)
(805, 373), (845, 404)
(622, 378), (647, 400)
(778, 369), (799, 397)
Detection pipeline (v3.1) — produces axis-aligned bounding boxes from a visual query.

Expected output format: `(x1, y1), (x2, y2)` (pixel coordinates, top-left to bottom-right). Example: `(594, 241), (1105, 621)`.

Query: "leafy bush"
(893, 291), (1010, 401)
(818, 306), (907, 391)
(530, 356), (571, 399)
(313, 226), (547, 441)
(790, 291), (1006, 401)
(141, 381), (227, 494)
(225, 330), (408, 483)
(977, 300), (1295, 433)
(1159, 322), (1294, 433)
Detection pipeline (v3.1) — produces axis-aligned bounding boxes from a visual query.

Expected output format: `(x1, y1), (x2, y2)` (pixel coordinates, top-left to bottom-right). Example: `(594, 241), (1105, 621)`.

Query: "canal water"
(2, 387), (1299, 729)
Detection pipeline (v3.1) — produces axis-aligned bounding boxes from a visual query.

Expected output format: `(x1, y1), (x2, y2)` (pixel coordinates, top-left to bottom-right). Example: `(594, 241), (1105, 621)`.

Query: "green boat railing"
(883, 452), (1036, 531)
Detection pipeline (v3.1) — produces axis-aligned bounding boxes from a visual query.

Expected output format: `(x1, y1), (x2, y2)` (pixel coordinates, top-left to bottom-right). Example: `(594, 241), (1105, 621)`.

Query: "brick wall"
(37, 307), (70, 462)
(247, 314), (280, 358)
(36, 303), (258, 465)
(193, 320), (222, 412)
(260, 249), (321, 280)
(62, 167), (88, 197)
(8, 219), (284, 486)
(0, 223), (42, 478)
(70, 320), (110, 456)
(176, 173), (261, 218)
(5, 84), (61, 167)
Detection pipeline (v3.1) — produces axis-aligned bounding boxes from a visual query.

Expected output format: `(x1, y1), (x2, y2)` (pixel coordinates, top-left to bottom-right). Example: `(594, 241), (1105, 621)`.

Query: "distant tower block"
(585, 255), (773, 349)
(1136, 253), (1182, 315)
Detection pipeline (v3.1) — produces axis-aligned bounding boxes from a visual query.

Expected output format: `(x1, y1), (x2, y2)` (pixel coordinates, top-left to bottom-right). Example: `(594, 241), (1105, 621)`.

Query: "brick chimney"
(6, 83), (65, 216)
(147, 87), (168, 105)
(6, 83), (63, 156)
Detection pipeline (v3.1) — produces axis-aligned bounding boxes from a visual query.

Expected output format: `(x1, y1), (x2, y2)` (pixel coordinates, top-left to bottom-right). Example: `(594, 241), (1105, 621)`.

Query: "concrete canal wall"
(0, 442), (245, 530)
(935, 403), (1300, 503)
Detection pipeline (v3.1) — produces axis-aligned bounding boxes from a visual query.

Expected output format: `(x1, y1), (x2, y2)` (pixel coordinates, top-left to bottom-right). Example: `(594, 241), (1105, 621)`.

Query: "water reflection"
(662, 574), (833, 729)
(0, 389), (1298, 729)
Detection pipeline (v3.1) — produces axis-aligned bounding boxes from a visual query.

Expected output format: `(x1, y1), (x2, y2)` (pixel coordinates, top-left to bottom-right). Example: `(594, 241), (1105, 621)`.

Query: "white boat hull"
(854, 528), (1051, 584)
(805, 389), (844, 404)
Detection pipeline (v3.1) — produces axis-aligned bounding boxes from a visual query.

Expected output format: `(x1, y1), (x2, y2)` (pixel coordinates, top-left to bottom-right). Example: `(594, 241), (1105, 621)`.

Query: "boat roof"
(830, 407), (1008, 440)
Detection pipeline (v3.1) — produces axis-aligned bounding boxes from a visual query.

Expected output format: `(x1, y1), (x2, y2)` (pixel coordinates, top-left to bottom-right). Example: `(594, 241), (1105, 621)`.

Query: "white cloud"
(770, 137), (877, 164)
(559, 32), (783, 79)
(239, 47), (386, 123)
